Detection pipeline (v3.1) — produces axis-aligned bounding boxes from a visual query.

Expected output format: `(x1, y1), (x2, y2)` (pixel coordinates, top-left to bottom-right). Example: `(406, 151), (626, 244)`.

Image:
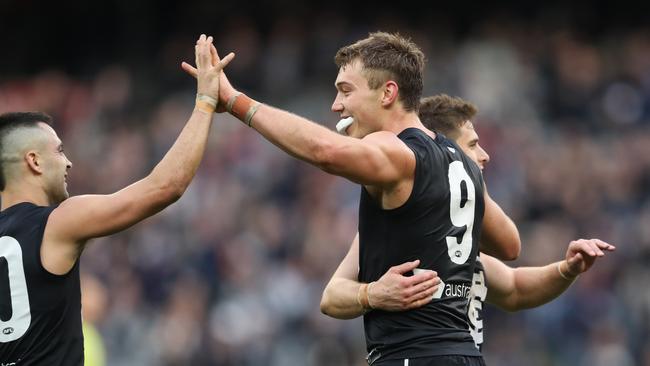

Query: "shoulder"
(361, 131), (415, 157)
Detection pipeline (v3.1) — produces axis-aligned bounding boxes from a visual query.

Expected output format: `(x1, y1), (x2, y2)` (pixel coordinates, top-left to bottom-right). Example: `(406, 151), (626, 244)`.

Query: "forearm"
(149, 108), (213, 198)
(320, 277), (368, 320)
(507, 261), (574, 310)
(235, 99), (343, 167)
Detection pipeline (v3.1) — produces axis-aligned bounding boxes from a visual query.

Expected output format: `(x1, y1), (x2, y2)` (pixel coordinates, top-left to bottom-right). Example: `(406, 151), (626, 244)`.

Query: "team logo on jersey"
(2, 327), (14, 335)
(432, 280), (471, 300)
(447, 146), (456, 154)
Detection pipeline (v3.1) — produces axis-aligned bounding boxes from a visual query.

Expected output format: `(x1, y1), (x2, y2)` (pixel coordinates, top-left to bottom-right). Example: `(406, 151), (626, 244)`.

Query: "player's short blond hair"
(334, 32), (425, 112)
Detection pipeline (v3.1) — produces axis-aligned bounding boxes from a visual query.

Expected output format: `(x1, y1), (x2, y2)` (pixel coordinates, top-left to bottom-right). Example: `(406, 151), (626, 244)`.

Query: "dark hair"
(334, 32), (425, 112)
(419, 95), (478, 139)
(0, 112), (53, 190)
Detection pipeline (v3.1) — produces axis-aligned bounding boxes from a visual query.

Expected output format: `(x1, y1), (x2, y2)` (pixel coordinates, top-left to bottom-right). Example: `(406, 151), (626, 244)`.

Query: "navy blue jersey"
(359, 128), (485, 361)
(0, 202), (83, 366)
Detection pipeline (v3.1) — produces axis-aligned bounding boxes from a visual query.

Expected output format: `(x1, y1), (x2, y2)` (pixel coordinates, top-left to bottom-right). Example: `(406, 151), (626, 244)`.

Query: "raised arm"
(480, 187), (521, 260)
(41, 35), (234, 274)
(182, 46), (414, 187)
(484, 239), (615, 312)
(320, 234), (439, 319)
(244, 105), (415, 187)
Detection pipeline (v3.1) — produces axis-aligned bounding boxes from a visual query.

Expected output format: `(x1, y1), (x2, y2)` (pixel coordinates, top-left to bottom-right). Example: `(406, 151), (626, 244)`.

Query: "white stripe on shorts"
(404, 359), (409, 366)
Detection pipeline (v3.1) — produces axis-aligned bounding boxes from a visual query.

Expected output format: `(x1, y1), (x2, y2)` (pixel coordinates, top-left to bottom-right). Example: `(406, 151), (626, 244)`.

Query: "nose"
(66, 156), (73, 169)
(331, 95), (344, 113)
(478, 144), (490, 165)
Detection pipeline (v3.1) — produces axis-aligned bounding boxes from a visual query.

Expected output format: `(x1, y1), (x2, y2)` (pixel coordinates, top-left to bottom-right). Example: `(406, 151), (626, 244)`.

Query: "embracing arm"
(320, 234), (439, 319)
(484, 239), (615, 311)
(320, 234), (367, 319)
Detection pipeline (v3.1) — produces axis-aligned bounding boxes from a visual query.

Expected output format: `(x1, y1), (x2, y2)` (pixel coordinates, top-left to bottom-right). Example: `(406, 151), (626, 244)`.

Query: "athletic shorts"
(372, 355), (486, 366)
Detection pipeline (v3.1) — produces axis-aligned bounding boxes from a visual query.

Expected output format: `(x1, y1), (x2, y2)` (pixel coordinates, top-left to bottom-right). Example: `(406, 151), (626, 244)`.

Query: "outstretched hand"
(368, 259), (440, 312)
(564, 238), (615, 276)
(182, 40), (236, 112)
(181, 34), (235, 105)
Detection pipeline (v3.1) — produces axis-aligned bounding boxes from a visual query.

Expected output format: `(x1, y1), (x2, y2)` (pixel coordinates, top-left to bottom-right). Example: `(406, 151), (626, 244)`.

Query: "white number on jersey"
(446, 161), (476, 264)
(0, 236), (31, 342)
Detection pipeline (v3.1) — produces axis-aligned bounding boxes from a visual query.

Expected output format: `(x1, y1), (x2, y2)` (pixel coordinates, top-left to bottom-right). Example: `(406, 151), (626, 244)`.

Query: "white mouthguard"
(335, 117), (354, 135)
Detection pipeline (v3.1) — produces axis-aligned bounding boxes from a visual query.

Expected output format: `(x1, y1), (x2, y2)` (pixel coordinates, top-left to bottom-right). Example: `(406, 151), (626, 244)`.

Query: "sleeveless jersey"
(0, 202), (83, 365)
(358, 128), (485, 362)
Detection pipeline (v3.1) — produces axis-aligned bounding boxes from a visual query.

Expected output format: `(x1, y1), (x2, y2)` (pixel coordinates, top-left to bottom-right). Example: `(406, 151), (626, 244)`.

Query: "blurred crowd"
(2, 9), (650, 366)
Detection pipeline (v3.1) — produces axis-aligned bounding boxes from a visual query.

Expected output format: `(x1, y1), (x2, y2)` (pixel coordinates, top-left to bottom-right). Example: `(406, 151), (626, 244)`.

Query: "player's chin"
(349, 125), (365, 139)
(58, 188), (71, 203)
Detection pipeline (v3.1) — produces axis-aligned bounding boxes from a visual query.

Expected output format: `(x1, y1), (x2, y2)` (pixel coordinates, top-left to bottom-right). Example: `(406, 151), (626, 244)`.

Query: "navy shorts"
(372, 355), (486, 366)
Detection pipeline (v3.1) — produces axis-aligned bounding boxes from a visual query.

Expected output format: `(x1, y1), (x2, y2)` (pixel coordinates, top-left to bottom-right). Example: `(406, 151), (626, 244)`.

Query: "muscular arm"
(250, 105), (415, 187)
(183, 55), (414, 187)
(320, 234), (366, 319)
(320, 234), (439, 319)
(43, 111), (212, 274)
(484, 239), (615, 311)
(42, 35), (231, 274)
(480, 187), (521, 260)
(482, 255), (569, 311)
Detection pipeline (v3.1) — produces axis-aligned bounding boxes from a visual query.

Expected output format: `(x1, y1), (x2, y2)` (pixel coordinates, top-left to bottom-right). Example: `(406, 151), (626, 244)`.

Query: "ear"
(25, 151), (43, 175)
(381, 81), (399, 107)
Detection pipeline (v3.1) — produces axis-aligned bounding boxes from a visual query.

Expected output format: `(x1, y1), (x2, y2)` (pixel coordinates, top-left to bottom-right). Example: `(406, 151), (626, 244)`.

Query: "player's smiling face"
(331, 59), (384, 138)
(455, 121), (490, 170)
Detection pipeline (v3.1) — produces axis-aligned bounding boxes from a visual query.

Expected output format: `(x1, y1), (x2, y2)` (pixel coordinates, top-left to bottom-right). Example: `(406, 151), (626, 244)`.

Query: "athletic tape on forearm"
(195, 100), (215, 114)
(197, 93), (218, 108)
(227, 93), (260, 127)
(358, 282), (374, 310)
(557, 261), (577, 281)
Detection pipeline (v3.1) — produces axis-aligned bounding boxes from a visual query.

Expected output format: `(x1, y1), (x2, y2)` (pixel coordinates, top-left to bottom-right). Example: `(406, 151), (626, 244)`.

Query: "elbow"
(319, 291), (333, 316)
(509, 237), (522, 260)
(312, 141), (341, 173)
(494, 236), (521, 261)
(506, 226), (522, 260)
(161, 182), (185, 203)
(320, 288), (347, 318)
(502, 242), (521, 261)
(151, 178), (185, 206)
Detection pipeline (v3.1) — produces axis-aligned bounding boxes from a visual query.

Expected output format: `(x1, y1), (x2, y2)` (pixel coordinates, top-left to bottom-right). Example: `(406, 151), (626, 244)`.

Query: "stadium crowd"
(1, 9), (649, 366)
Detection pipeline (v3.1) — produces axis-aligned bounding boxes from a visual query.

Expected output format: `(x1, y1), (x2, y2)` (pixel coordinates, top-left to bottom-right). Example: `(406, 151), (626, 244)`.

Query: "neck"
(1, 183), (50, 210)
(381, 110), (429, 135)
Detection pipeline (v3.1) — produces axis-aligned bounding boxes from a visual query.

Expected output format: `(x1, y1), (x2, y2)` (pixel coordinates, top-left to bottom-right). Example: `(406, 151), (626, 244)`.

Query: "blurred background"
(2, 1), (650, 365)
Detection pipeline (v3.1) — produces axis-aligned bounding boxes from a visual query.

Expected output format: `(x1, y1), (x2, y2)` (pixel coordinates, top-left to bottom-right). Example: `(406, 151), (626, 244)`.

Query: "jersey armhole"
(361, 141), (421, 214)
(36, 206), (78, 278)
